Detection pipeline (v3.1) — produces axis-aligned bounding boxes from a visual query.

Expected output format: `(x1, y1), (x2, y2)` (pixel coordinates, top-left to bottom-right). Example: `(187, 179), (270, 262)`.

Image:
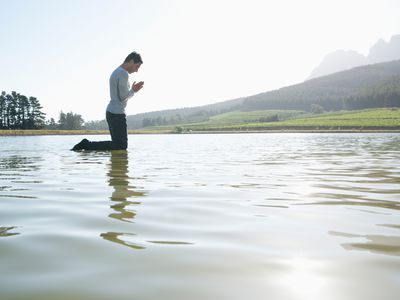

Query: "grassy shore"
(2, 108), (400, 136)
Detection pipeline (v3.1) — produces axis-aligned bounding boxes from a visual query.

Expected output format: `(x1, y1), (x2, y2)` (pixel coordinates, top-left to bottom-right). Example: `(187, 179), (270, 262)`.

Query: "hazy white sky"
(0, 0), (399, 121)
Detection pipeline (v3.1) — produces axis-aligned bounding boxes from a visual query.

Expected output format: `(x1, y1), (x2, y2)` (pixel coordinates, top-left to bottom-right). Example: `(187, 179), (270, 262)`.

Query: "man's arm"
(118, 72), (134, 101)
(117, 72), (144, 102)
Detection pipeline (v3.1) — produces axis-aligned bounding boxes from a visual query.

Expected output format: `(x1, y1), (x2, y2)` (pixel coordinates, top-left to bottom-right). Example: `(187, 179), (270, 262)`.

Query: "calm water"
(0, 133), (400, 300)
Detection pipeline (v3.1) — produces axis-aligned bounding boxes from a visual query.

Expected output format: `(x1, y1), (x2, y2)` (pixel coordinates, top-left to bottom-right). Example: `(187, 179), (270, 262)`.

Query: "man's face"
(127, 60), (141, 74)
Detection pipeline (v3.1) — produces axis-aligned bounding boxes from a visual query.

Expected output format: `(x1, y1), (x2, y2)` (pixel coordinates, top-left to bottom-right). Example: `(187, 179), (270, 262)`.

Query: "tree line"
(85, 109), (220, 129)
(0, 91), (85, 130)
(0, 91), (46, 129)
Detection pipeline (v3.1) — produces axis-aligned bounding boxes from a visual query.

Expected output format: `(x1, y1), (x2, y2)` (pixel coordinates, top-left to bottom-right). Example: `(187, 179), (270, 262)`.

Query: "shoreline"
(1, 128), (400, 136)
(185, 129), (400, 134)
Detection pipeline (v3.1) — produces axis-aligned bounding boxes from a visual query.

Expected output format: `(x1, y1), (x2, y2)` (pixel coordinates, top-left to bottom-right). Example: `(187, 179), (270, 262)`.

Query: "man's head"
(123, 51), (143, 73)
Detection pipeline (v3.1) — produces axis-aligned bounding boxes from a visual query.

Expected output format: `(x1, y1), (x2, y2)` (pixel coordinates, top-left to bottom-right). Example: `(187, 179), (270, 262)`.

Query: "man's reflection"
(107, 150), (145, 222)
(101, 150), (146, 250)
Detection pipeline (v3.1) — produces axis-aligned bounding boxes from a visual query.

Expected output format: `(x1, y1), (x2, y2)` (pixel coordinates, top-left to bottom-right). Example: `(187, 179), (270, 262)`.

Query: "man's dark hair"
(124, 52), (143, 64)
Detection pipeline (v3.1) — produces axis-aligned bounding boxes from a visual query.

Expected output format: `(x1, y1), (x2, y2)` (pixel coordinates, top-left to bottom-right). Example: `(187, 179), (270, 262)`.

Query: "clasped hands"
(132, 81), (144, 92)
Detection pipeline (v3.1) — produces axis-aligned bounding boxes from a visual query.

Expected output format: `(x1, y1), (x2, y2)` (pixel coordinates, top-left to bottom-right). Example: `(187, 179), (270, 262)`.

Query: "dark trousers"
(85, 111), (128, 150)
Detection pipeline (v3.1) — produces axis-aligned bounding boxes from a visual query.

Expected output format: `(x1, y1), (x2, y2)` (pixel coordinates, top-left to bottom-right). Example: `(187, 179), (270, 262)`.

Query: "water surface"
(1, 133), (399, 300)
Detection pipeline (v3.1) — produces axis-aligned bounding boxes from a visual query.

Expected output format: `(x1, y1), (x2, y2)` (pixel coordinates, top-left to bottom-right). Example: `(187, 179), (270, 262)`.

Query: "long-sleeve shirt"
(106, 66), (134, 115)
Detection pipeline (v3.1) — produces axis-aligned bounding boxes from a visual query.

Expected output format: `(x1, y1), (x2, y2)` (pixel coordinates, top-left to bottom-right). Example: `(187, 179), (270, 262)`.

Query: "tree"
(259, 114), (279, 122)
(58, 111), (67, 129)
(28, 97), (46, 128)
(18, 95), (30, 129)
(58, 111), (84, 130)
(46, 118), (58, 130)
(0, 91), (6, 128)
(311, 103), (324, 114)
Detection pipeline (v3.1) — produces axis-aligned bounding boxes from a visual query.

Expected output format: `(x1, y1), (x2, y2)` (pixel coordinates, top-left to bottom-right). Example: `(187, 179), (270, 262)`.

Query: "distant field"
(0, 129), (171, 136)
(182, 108), (400, 131)
(175, 110), (303, 129)
(273, 108), (400, 128)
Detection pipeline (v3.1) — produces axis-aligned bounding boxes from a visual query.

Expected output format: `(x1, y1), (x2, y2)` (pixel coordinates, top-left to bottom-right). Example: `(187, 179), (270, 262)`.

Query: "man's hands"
(132, 81), (144, 93)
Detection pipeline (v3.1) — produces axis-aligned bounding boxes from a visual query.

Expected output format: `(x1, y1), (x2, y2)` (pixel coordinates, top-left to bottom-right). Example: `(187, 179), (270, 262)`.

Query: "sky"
(0, 0), (399, 121)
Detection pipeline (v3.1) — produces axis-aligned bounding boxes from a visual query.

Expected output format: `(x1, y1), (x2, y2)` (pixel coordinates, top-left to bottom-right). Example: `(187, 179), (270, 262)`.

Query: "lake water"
(0, 133), (399, 300)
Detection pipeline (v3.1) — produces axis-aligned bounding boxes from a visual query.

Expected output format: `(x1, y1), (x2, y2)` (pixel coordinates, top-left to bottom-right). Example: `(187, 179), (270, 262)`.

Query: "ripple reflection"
(0, 226), (20, 237)
(100, 231), (146, 250)
(330, 231), (400, 256)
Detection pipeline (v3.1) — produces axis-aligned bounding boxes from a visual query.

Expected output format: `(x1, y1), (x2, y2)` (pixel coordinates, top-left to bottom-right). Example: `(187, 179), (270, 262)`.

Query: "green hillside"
(242, 61), (400, 111)
(177, 108), (400, 131)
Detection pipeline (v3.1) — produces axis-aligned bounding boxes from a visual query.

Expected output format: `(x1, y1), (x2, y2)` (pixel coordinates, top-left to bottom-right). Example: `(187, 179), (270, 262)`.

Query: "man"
(72, 51), (144, 151)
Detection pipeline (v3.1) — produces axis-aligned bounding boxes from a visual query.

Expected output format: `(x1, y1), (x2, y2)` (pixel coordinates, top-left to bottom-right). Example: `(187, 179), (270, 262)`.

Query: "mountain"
(368, 35), (400, 64)
(308, 34), (400, 80)
(308, 50), (367, 79)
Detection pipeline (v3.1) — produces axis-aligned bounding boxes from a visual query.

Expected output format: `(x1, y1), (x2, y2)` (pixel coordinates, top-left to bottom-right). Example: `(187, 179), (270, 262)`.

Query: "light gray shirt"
(106, 66), (134, 114)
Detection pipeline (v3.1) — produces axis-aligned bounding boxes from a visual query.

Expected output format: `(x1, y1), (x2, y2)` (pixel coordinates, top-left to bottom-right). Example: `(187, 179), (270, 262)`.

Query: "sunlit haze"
(0, 0), (398, 121)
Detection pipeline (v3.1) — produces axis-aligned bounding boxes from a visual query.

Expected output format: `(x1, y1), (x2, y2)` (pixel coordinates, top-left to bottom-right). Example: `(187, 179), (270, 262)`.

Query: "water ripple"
(0, 133), (400, 300)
